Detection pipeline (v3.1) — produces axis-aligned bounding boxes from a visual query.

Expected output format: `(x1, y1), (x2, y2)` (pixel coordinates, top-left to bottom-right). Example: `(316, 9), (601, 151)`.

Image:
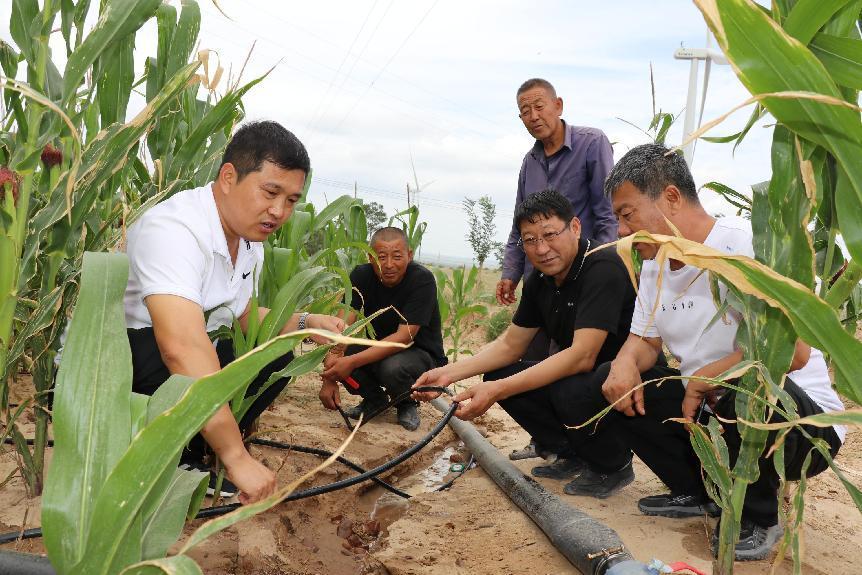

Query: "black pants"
(712, 377), (841, 527)
(588, 361), (842, 527)
(488, 361), (632, 473)
(343, 345), (436, 406)
(127, 327), (293, 464)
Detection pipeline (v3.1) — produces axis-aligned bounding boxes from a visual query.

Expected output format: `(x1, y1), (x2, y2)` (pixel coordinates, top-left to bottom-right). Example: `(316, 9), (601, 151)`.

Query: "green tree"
(463, 195), (502, 269)
(362, 200), (387, 237)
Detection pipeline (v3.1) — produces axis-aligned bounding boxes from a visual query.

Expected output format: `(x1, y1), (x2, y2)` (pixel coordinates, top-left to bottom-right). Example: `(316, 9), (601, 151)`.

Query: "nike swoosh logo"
(242, 271), (251, 279)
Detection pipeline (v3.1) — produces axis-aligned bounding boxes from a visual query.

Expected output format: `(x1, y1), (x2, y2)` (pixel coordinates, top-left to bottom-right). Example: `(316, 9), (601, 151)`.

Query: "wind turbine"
(674, 32), (729, 165)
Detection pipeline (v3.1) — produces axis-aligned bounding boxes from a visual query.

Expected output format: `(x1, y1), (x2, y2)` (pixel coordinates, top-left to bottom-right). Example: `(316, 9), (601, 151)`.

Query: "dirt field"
(1, 356), (860, 574)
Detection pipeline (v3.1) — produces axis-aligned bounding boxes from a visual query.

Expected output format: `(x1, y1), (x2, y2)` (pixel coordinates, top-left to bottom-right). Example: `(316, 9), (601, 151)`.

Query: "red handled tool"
(342, 376), (360, 390)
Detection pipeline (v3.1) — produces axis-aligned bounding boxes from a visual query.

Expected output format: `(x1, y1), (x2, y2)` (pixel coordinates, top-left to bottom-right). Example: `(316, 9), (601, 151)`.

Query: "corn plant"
(0, 0), (257, 496)
(612, 1), (862, 571)
(389, 205), (427, 251)
(43, 252), (396, 574)
(433, 265), (489, 361)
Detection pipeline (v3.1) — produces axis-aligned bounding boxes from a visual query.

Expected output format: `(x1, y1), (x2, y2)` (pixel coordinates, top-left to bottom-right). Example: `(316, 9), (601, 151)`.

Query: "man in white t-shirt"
(125, 121), (344, 505)
(591, 143), (844, 561)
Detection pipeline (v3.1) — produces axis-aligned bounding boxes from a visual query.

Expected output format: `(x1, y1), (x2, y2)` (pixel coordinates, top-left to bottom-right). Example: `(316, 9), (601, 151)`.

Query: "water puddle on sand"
(363, 442), (473, 531)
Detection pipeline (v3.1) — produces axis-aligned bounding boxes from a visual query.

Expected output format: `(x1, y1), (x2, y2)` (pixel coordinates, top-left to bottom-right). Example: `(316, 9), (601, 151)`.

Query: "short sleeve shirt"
(512, 239), (635, 368)
(629, 216), (845, 440)
(349, 262), (447, 367)
(124, 183), (263, 332)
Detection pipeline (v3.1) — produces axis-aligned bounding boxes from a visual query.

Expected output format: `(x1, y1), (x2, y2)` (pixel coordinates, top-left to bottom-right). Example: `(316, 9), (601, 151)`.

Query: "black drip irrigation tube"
(0, 387), (469, 569)
(429, 397), (652, 575)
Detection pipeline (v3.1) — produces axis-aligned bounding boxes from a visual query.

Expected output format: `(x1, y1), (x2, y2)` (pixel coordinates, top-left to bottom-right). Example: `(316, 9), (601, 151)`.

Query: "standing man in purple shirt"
(497, 78), (617, 307)
(497, 78), (616, 461)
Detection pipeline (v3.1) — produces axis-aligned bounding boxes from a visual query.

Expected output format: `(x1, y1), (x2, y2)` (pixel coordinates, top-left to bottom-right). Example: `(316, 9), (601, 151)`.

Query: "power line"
(195, 10), (468, 139)
(329, 0), (441, 135)
(304, 0), (383, 134)
(241, 0), (499, 129)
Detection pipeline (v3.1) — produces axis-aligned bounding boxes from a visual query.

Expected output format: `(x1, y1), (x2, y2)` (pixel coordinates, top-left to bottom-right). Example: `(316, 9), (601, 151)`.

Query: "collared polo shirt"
(124, 183), (263, 332)
(512, 238), (635, 368)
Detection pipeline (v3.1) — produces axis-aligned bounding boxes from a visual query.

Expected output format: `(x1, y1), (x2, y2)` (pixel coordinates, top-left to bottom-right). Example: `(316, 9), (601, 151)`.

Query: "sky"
(2, 0), (776, 266)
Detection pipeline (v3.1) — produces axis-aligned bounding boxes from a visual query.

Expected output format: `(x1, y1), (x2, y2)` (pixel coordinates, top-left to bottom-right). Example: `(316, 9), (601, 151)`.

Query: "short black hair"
(221, 121), (310, 181)
(517, 78), (557, 98)
(370, 226), (408, 247)
(514, 189), (574, 231)
(604, 143), (698, 203)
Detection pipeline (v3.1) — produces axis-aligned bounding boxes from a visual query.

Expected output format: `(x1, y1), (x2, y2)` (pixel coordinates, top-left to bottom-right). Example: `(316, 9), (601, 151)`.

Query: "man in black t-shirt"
(319, 227), (446, 431)
(413, 189), (637, 498)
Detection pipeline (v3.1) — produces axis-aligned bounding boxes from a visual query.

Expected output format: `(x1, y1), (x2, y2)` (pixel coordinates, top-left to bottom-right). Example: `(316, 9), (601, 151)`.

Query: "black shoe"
(531, 457), (586, 480)
(711, 518), (783, 561)
(179, 461), (238, 498)
(345, 397), (388, 420)
(563, 462), (634, 499)
(638, 493), (721, 518)
(396, 402), (421, 431)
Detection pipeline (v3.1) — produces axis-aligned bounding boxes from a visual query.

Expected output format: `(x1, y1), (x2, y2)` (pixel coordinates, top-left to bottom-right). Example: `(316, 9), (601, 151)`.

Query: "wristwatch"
(298, 312), (310, 331)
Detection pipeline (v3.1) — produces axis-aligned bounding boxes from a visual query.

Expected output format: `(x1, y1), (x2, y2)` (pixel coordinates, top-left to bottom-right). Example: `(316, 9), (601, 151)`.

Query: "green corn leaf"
(5, 285), (61, 368)
(696, 0), (862, 266)
(10, 0), (39, 66)
(0, 39), (21, 78)
(781, 0), (853, 44)
(737, 407), (862, 431)
(60, 0), (74, 53)
(43, 252), (132, 572)
(810, 32), (862, 90)
(701, 131), (744, 143)
(258, 267), (336, 343)
(825, 260), (862, 308)
(701, 181), (751, 212)
(688, 419), (733, 495)
(169, 72), (266, 178)
(74, 325), (397, 574)
(63, 0), (162, 104)
(164, 0), (200, 81)
(21, 61), (200, 286)
(130, 393), (149, 439)
(312, 195), (360, 232)
(97, 34), (135, 126)
(732, 103), (767, 153)
(120, 555), (203, 575)
(140, 467), (207, 560)
(287, 209), (313, 250)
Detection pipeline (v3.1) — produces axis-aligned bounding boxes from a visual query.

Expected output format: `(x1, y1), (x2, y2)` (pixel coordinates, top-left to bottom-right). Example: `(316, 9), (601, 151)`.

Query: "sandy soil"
(2, 323), (861, 574)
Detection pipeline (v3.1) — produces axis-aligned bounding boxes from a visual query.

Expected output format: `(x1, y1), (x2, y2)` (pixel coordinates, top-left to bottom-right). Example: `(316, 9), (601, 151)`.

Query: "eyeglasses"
(518, 224), (570, 250)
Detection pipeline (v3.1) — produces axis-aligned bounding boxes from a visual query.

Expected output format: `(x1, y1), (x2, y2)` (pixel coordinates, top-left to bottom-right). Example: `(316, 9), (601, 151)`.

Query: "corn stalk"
(43, 252), (398, 574)
(434, 265), (489, 361)
(677, 1), (862, 570)
(0, 0), (258, 496)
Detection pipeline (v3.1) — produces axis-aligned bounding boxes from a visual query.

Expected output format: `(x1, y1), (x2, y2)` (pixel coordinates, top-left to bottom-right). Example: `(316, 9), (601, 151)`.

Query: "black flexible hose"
(0, 387), (461, 542)
(0, 528), (42, 545)
(249, 439), (411, 499)
(197, 392), (457, 518)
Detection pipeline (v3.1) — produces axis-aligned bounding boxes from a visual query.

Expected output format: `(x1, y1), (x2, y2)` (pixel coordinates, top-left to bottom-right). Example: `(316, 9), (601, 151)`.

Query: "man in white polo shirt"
(592, 143), (845, 560)
(125, 121), (344, 505)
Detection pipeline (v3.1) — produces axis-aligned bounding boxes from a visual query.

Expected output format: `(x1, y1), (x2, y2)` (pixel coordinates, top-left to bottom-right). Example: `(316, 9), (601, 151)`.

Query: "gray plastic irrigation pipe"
(0, 549), (55, 574)
(430, 398), (652, 575)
